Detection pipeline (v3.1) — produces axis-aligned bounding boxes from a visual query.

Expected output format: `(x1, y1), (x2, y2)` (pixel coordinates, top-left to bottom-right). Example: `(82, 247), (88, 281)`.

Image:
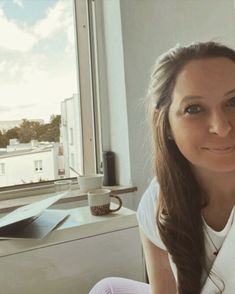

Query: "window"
(70, 128), (74, 145)
(34, 160), (43, 172)
(0, 0), (98, 193)
(0, 163), (5, 176)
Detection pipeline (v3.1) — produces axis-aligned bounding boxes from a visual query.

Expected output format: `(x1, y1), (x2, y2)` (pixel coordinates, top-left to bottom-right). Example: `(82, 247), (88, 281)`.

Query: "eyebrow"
(225, 88), (235, 96)
(179, 95), (203, 105)
(180, 88), (235, 104)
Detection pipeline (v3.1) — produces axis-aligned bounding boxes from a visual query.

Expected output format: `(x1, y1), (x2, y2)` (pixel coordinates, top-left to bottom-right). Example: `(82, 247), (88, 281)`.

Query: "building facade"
(60, 93), (83, 177)
(0, 139), (64, 187)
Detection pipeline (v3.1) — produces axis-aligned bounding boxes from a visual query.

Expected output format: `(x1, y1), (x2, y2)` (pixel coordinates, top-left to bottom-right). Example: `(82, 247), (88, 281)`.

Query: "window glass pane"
(0, 0), (82, 188)
(34, 160), (43, 172)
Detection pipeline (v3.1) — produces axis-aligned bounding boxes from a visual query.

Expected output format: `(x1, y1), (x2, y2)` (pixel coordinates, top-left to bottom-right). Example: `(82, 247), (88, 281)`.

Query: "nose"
(208, 110), (232, 137)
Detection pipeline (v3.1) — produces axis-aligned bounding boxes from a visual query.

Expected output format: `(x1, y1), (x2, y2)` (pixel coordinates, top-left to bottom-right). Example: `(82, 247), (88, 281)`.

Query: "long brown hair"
(148, 41), (235, 293)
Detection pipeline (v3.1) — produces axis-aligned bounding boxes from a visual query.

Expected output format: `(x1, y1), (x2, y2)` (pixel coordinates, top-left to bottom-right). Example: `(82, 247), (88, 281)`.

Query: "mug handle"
(109, 194), (122, 212)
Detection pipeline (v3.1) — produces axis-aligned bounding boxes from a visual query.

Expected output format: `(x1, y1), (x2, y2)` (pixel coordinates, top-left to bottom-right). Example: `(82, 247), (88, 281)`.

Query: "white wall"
(61, 94), (83, 177)
(100, 0), (132, 187)
(99, 0), (235, 210)
(0, 150), (55, 186)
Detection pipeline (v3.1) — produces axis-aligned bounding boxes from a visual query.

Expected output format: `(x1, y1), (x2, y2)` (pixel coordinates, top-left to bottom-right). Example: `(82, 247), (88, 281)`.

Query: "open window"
(0, 0), (98, 194)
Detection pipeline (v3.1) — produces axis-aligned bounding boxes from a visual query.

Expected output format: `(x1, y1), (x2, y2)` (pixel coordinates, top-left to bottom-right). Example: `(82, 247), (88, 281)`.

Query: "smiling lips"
(202, 146), (235, 154)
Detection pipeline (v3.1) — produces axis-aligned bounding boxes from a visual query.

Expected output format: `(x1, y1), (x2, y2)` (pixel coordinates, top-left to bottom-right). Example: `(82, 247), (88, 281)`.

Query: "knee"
(89, 277), (114, 294)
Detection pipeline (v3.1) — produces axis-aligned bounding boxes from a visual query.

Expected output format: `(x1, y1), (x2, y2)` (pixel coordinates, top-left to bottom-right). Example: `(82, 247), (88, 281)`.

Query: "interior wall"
(100, 0), (235, 210)
(100, 0), (132, 187)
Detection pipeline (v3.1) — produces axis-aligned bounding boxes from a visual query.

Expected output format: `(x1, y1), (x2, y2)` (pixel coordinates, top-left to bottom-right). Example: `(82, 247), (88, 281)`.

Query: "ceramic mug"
(78, 174), (103, 193)
(88, 188), (122, 216)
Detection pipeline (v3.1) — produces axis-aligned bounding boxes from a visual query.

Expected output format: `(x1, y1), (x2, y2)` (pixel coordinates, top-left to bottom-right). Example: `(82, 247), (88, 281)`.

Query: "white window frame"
(73, 0), (97, 175)
(84, 0), (111, 174)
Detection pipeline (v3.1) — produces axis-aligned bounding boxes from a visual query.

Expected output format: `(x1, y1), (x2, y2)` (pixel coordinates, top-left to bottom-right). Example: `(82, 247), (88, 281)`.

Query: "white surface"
(0, 206), (138, 256)
(0, 206), (144, 294)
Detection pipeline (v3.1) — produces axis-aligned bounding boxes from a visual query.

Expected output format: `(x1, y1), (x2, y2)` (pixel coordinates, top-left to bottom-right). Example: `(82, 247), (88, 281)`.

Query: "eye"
(226, 97), (235, 107)
(184, 104), (202, 114)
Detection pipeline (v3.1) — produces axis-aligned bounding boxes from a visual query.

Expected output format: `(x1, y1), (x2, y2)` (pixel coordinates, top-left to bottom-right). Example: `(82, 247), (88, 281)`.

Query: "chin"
(190, 160), (235, 175)
(204, 164), (235, 174)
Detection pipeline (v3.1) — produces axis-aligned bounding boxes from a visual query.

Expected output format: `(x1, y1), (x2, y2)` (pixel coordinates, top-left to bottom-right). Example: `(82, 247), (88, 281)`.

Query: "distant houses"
(0, 93), (82, 187)
(0, 139), (65, 187)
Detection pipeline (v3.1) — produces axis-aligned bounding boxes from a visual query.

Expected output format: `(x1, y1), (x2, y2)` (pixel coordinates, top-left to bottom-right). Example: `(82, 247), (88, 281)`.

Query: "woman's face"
(168, 57), (235, 174)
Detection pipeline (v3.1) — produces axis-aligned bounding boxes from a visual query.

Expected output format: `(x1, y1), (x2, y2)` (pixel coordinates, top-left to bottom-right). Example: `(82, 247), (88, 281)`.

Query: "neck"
(192, 167), (235, 207)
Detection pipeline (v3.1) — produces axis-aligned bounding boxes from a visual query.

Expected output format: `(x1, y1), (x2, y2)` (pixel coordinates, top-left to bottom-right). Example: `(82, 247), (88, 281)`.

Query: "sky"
(0, 0), (77, 123)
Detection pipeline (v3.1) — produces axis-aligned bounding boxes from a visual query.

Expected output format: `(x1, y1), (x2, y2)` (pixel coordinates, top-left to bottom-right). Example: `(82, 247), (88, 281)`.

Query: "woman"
(89, 41), (235, 293)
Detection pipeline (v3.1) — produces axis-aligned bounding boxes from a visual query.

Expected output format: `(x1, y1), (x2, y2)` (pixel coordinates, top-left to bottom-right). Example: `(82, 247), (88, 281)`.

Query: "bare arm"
(140, 228), (176, 294)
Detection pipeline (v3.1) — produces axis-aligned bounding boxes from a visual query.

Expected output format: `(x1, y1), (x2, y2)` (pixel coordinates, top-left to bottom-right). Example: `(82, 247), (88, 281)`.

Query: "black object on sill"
(102, 151), (116, 186)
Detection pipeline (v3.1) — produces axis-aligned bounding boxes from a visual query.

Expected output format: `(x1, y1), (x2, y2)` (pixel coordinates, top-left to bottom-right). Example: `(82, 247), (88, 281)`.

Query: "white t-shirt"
(137, 178), (235, 283)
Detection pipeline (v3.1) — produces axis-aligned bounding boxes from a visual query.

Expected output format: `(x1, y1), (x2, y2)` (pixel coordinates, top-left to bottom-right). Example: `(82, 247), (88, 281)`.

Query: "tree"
(5, 127), (20, 141)
(38, 115), (61, 142)
(17, 119), (38, 143)
(0, 130), (8, 148)
(50, 114), (61, 127)
(0, 115), (61, 146)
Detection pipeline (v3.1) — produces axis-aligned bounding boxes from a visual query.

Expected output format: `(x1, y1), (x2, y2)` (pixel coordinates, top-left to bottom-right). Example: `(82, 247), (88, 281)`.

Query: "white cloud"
(0, 0), (77, 122)
(0, 61), (6, 72)
(13, 0), (24, 9)
(0, 51), (77, 121)
(0, 72), (77, 121)
(0, 0), (74, 52)
(33, 0), (73, 41)
(0, 7), (37, 52)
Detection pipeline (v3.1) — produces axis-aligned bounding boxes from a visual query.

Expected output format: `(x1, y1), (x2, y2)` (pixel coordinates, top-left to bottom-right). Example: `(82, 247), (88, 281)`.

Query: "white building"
(60, 94), (83, 177)
(0, 139), (64, 187)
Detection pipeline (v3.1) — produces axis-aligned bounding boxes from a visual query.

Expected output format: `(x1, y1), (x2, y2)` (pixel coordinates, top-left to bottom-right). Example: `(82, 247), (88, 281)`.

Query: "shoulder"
(137, 178), (166, 250)
(138, 178), (159, 213)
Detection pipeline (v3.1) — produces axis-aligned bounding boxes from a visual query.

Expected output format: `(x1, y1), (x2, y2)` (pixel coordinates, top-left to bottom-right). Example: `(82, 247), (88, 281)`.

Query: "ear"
(166, 116), (174, 140)
(166, 127), (174, 141)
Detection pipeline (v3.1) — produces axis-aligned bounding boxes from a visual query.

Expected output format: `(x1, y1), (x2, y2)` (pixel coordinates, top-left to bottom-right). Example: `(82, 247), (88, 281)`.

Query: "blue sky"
(0, 0), (77, 122)
(1, 0), (57, 24)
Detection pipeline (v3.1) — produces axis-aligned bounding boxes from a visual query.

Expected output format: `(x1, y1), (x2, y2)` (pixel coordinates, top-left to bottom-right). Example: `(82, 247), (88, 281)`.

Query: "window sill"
(0, 185), (137, 213)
